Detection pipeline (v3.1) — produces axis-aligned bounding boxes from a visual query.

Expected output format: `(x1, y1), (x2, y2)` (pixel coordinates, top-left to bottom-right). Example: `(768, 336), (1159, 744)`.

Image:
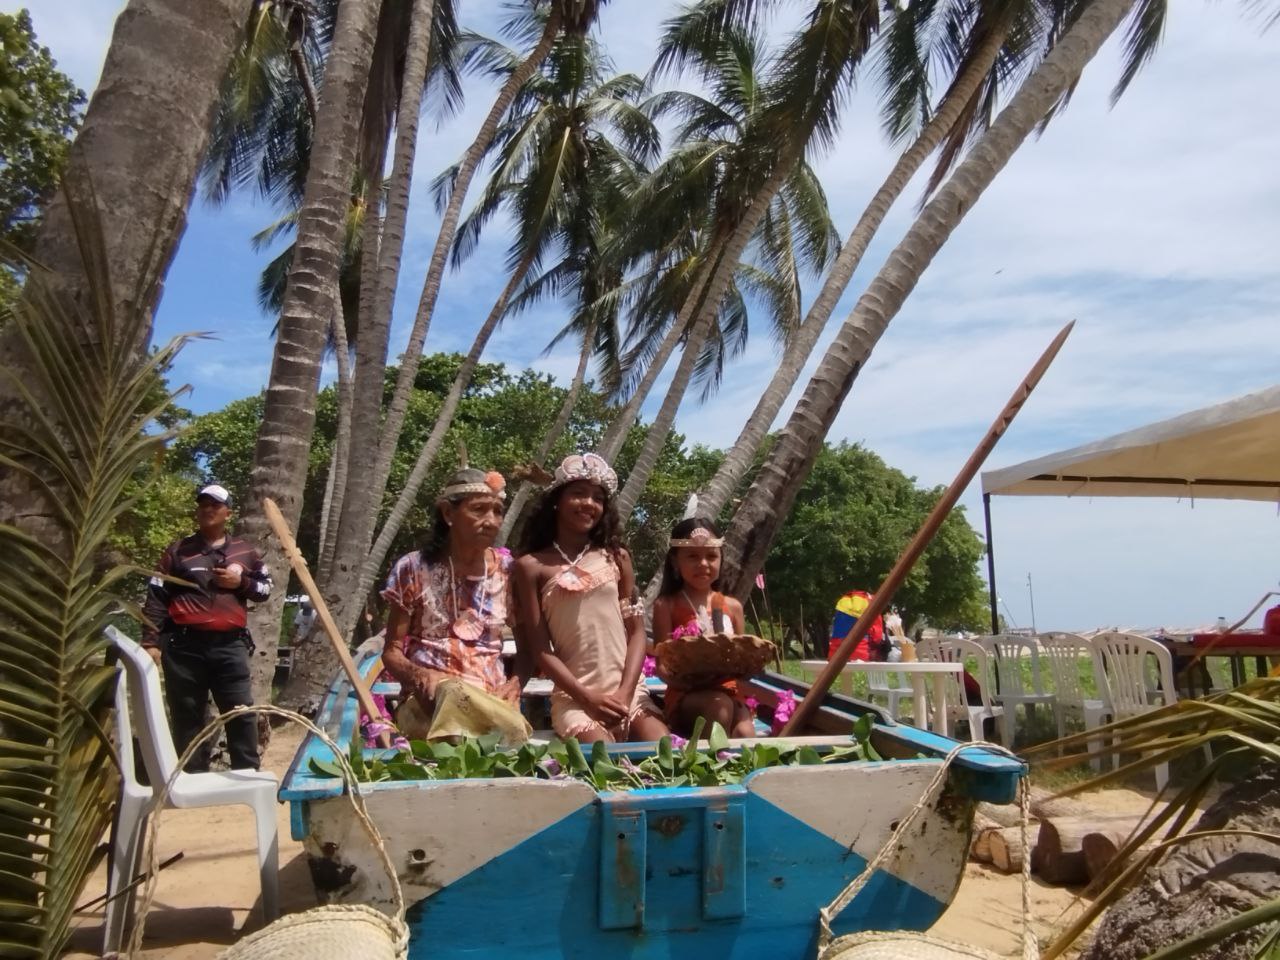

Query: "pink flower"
(670, 619), (702, 641)
(755, 573), (766, 590)
(642, 655), (657, 677)
(770, 689), (797, 735)
(494, 546), (512, 560)
(744, 696), (759, 713)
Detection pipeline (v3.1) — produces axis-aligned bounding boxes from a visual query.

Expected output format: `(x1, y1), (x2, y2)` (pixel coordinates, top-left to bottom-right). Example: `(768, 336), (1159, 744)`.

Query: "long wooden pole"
(780, 321), (1075, 736)
(262, 497), (394, 748)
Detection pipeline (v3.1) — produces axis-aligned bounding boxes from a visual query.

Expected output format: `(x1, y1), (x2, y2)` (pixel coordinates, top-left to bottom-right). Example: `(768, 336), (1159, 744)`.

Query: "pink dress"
(381, 549), (512, 695)
(540, 550), (657, 740)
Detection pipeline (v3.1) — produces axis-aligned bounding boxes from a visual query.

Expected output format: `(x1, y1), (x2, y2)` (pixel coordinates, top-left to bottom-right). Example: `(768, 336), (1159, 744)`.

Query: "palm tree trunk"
(498, 328), (594, 546)
(329, 0), (437, 599)
(596, 251), (720, 464)
(367, 8), (564, 508)
(719, 0), (1138, 599)
(0, 0), (252, 542)
(695, 26), (1008, 523)
(613, 157), (794, 518)
(317, 296), (354, 582)
(283, 250), (538, 705)
(234, 0), (382, 706)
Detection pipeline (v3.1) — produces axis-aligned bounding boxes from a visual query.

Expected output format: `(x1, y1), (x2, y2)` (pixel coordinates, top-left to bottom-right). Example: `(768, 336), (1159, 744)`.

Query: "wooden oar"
(262, 497), (394, 748)
(781, 321), (1075, 736)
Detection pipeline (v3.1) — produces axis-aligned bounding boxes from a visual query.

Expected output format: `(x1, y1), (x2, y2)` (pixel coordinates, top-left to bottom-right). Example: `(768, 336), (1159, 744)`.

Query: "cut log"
(1082, 827), (1152, 881)
(970, 813), (1000, 862)
(989, 827), (1026, 873)
(1034, 814), (1145, 885)
(976, 801), (1026, 829)
(1028, 786), (1095, 820)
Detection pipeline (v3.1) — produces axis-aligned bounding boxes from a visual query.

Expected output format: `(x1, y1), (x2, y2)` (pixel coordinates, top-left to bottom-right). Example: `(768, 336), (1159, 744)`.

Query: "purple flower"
(716, 749), (734, 761)
(669, 734), (688, 750)
(642, 655), (657, 677)
(540, 758), (562, 776)
(494, 546), (513, 559)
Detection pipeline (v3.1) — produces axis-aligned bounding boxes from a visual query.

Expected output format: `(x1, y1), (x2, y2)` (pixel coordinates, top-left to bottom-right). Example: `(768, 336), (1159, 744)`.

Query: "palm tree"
(0, 0), (254, 539)
(603, 0), (880, 519)
(231, 0), (384, 698)
(607, 0), (875, 519)
(289, 23), (658, 700)
(718, 0), (1146, 597)
(692, 0), (1076, 522)
(316, 3), (603, 667)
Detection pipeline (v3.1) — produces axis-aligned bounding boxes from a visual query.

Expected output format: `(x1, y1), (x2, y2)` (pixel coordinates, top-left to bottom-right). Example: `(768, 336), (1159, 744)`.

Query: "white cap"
(196, 483), (232, 505)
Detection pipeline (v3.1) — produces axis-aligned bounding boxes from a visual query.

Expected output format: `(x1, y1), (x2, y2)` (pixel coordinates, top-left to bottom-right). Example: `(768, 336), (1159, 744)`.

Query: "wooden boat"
(280, 652), (1023, 959)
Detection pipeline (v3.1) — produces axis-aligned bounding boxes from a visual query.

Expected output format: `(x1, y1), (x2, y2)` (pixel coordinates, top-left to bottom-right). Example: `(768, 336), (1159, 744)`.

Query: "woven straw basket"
(815, 744), (1036, 960)
(655, 632), (776, 686)
(128, 705), (409, 960)
(821, 932), (1009, 960)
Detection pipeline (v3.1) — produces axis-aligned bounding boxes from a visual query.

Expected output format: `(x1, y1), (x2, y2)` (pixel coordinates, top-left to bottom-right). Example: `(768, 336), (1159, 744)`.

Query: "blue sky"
(21, 0), (1280, 632)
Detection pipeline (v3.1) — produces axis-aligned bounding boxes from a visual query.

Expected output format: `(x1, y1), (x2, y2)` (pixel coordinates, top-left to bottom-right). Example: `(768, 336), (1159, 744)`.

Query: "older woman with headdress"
(512, 453), (668, 743)
(381, 466), (523, 723)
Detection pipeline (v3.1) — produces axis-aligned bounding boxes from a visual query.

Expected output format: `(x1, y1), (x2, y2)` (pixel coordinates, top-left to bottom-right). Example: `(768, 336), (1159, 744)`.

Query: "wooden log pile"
(968, 792), (1148, 886)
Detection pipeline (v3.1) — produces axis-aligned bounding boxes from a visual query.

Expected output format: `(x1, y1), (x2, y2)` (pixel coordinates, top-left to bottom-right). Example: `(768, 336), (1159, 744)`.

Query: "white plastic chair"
(917, 637), (1006, 743)
(862, 665), (911, 722)
(980, 634), (1058, 744)
(1038, 632), (1111, 770)
(1090, 631), (1181, 790)
(104, 627), (280, 954)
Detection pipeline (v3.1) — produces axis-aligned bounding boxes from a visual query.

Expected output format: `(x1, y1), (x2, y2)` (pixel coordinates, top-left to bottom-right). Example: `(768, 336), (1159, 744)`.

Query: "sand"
(67, 728), (1155, 959)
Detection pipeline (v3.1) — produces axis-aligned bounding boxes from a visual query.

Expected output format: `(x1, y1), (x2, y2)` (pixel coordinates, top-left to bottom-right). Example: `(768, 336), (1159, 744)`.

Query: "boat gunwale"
(279, 655), (1025, 804)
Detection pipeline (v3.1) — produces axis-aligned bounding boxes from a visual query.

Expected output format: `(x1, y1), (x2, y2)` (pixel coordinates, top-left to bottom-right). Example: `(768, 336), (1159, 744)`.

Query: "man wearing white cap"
(141, 484), (272, 770)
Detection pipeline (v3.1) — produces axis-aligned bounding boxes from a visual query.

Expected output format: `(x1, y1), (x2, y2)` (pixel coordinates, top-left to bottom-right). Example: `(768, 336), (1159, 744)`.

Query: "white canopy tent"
(978, 384), (1280, 632)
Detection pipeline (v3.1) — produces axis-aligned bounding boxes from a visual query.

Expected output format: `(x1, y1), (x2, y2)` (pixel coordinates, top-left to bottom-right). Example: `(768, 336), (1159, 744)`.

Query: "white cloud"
(27, 0), (1280, 632)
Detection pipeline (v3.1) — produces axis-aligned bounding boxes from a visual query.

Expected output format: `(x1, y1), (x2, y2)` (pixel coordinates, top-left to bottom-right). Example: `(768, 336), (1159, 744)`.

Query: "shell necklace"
(682, 589), (715, 633)
(448, 551), (490, 641)
(552, 541), (593, 592)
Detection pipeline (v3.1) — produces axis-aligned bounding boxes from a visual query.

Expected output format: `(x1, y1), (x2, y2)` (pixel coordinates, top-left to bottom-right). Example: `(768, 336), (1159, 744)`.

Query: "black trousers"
(162, 631), (259, 771)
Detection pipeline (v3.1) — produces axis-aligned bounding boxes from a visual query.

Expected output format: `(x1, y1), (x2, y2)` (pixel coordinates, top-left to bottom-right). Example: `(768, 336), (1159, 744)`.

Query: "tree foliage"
(0, 9), (84, 306)
(757, 441), (987, 651)
(114, 358), (987, 639)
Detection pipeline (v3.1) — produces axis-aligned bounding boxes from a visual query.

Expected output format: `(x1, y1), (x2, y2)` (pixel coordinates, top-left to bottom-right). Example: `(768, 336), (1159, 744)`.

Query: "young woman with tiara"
(512, 453), (668, 743)
(381, 466), (523, 722)
(652, 517), (755, 738)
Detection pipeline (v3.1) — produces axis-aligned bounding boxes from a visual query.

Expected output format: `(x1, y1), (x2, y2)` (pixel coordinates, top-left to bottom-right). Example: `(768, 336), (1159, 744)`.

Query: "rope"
(818, 743), (1036, 960)
(126, 704), (405, 958)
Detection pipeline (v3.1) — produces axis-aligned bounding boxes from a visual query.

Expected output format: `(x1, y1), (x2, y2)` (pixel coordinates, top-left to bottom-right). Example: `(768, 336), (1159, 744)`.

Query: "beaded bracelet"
(619, 599), (645, 620)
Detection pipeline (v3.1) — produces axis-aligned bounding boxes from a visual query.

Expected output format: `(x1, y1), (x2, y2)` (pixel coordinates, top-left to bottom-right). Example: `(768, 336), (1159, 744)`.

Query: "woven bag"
(655, 632), (777, 687)
(817, 744), (1036, 960)
(128, 705), (409, 960)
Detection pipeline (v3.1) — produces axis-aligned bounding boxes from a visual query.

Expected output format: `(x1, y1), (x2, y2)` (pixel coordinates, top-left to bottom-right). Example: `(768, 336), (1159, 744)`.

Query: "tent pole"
(983, 493), (999, 634)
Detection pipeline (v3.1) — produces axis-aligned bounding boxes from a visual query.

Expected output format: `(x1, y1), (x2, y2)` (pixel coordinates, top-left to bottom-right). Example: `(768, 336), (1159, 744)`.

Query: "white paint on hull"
(748, 761), (969, 904)
(305, 777), (596, 910)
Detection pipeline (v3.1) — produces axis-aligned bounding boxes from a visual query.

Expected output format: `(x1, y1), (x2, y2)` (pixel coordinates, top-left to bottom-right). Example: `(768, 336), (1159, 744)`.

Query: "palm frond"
(1029, 678), (1280, 960)
(0, 182), (192, 957)
(1111, 0), (1167, 104)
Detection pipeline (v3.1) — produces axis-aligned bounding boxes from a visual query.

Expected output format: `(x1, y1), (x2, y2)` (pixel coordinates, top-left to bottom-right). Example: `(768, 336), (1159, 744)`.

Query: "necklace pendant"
(558, 565), (589, 592)
(452, 608), (485, 641)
